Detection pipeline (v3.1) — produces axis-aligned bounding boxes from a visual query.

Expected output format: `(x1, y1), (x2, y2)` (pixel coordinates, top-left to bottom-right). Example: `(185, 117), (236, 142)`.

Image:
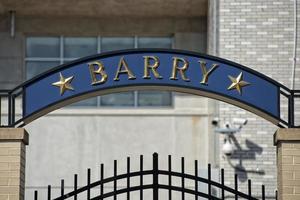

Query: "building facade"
(0, 0), (299, 199)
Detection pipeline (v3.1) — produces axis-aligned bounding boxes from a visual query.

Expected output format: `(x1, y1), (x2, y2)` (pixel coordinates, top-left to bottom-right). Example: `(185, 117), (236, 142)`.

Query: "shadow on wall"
(227, 136), (265, 182)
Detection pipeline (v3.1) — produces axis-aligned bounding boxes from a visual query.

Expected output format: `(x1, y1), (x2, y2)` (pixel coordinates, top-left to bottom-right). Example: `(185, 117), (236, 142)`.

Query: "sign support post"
(274, 128), (300, 200)
(0, 128), (28, 200)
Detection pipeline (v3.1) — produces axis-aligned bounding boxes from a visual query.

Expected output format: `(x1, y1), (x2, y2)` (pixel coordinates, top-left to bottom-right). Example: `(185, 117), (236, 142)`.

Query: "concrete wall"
(0, 32), (24, 89)
(23, 95), (217, 199)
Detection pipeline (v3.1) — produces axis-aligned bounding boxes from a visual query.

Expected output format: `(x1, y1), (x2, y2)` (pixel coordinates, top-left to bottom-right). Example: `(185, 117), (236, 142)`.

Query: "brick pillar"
(274, 128), (300, 200)
(0, 128), (28, 200)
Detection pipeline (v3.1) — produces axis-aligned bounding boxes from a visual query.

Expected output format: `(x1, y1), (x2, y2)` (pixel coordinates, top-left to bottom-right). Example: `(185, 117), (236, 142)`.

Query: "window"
(25, 36), (173, 107)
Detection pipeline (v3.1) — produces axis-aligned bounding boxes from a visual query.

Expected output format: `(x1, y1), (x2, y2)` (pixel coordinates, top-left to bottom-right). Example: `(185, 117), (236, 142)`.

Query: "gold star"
(52, 73), (74, 96)
(227, 72), (250, 95)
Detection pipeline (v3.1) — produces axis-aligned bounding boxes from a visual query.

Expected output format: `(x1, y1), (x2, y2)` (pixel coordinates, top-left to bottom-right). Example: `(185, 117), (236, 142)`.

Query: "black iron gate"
(33, 153), (277, 200)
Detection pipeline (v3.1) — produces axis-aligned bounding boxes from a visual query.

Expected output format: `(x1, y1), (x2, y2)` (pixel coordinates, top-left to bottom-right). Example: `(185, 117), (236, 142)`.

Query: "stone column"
(0, 128), (28, 200)
(274, 128), (300, 200)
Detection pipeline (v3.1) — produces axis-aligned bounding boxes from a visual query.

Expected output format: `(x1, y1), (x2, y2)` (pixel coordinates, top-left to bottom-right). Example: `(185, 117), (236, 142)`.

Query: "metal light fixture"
(212, 118), (248, 157)
(222, 136), (234, 156)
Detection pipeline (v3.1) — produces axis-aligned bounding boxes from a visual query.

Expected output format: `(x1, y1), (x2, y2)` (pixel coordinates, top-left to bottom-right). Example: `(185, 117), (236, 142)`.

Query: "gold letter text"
(143, 56), (162, 79)
(170, 57), (190, 81)
(199, 61), (219, 85)
(88, 61), (108, 85)
(114, 57), (136, 81)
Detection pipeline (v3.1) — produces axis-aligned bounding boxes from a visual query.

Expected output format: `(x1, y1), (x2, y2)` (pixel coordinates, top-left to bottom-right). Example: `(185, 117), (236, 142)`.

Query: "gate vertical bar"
(208, 164), (211, 198)
(74, 174), (78, 200)
(288, 91), (295, 127)
(153, 153), (159, 200)
(34, 190), (38, 200)
(127, 157), (130, 200)
(221, 169), (224, 199)
(100, 164), (104, 200)
(47, 185), (51, 200)
(140, 155), (144, 200)
(194, 160), (198, 200)
(168, 155), (172, 200)
(234, 174), (238, 200)
(181, 157), (185, 200)
(11, 94), (15, 124)
(8, 94), (11, 126)
(262, 185), (265, 200)
(0, 96), (2, 126)
(248, 179), (251, 198)
(87, 168), (91, 200)
(114, 160), (117, 200)
(61, 179), (64, 197)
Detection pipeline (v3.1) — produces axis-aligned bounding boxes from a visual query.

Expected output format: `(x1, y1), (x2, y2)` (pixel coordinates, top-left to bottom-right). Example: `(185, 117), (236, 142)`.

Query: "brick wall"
(217, 0), (300, 198)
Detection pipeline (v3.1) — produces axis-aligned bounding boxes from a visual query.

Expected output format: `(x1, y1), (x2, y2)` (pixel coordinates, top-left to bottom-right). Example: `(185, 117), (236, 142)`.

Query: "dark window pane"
(26, 37), (60, 58)
(69, 97), (97, 107)
(64, 37), (97, 58)
(138, 37), (172, 48)
(101, 92), (134, 106)
(101, 37), (134, 52)
(26, 61), (60, 80)
(138, 91), (172, 106)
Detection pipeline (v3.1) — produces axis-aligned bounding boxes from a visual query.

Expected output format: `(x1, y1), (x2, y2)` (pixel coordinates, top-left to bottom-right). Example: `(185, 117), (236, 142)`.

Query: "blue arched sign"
(1, 49), (297, 127)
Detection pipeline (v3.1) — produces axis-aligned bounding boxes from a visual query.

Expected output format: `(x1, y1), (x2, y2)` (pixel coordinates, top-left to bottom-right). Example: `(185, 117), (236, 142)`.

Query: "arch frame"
(0, 49), (298, 128)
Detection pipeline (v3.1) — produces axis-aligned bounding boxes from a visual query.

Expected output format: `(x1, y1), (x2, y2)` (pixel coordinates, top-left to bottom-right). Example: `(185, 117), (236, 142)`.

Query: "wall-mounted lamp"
(212, 117), (248, 157)
(222, 137), (234, 156)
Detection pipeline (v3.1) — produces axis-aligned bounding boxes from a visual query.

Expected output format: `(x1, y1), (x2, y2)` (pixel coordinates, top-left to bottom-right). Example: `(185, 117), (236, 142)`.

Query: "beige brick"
(0, 179), (8, 186)
(283, 186), (294, 194)
(295, 172), (300, 179)
(0, 187), (19, 195)
(283, 171), (294, 180)
(283, 156), (294, 164)
(8, 163), (20, 171)
(282, 194), (300, 200)
(0, 171), (9, 178)
(294, 156), (300, 164)
(7, 195), (18, 200)
(293, 143), (300, 149)
(282, 149), (300, 156)
(282, 165), (300, 171)
(0, 163), (9, 171)
(0, 171), (20, 178)
(283, 180), (300, 186)
(0, 195), (8, 200)
(282, 143), (294, 149)
(295, 187), (300, 194)
(0, 149), (9, 156)
(0, 157), (20, 163)
(7, 149), (20, 156)
(8, 178), (19, 186)
(0, 144), (20, 149)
